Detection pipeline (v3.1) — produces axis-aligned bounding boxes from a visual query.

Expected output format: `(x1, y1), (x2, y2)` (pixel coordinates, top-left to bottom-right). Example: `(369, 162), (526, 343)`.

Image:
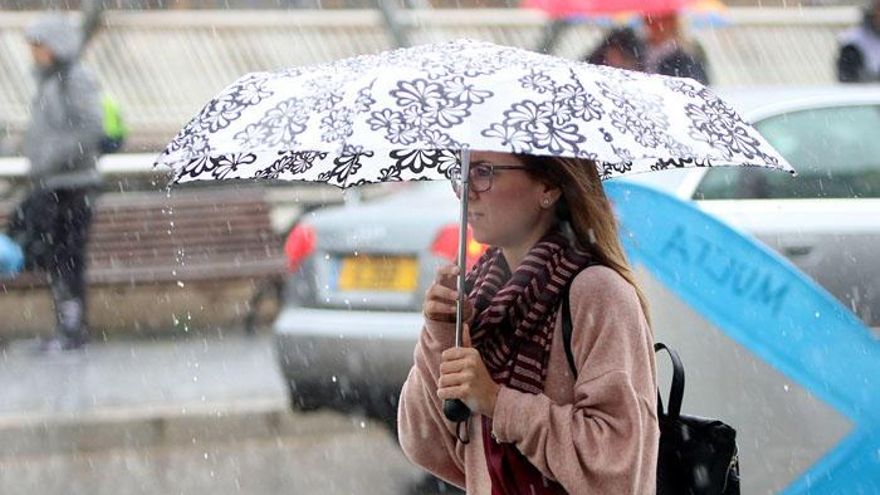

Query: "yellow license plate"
(337, 256), (419, 292)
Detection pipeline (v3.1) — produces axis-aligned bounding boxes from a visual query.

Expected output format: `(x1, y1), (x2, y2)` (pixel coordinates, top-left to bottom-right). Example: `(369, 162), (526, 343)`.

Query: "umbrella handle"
(444, 398), (471, 422)
(443, 147), (472, 424)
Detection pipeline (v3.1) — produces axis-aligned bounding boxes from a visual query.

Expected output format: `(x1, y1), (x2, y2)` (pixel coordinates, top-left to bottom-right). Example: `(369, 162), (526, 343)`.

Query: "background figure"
(7, 14), (105, 351)
(642, 12), (710, 84)
(837, 0), (880, 83)
(584, 27), (645, 71)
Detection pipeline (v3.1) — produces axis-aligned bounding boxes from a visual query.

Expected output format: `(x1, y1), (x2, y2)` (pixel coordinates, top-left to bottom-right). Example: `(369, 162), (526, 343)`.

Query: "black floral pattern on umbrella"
(255, 150), (329, 179)
(210, 153), (257, 180)
(155, 39), (793, 187)
(318, 148), (374, 187)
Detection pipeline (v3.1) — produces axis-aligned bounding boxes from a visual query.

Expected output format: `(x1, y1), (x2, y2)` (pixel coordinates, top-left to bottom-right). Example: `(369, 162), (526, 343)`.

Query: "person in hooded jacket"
(7, 14), (104, 351)
(837, 0), (880, 83)
(642, 11), (709, 85)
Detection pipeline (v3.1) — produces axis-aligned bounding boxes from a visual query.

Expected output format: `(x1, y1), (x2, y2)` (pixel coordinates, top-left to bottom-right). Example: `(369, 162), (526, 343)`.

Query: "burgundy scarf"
(466, 229), (592, 495)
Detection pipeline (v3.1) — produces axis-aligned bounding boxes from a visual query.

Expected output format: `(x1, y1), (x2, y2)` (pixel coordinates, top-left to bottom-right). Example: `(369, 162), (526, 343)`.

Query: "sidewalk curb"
(0, 398), (364, 457)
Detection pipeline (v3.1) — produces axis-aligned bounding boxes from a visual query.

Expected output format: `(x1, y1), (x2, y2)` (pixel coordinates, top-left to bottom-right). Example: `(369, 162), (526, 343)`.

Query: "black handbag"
(561, 279), (740, 495)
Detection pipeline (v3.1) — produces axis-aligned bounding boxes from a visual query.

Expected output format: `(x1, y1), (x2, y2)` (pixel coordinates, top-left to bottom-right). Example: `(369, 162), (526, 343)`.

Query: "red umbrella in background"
(523, 0), (694, 18)
(523, 0), (729, 28)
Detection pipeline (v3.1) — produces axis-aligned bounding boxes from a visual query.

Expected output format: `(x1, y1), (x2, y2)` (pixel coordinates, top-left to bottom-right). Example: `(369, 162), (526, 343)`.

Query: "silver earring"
(542, 198), (551, 207)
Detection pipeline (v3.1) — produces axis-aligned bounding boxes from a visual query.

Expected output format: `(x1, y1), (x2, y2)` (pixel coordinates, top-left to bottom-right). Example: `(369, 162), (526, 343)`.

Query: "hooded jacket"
(837, 10), (880, 83)
(23, 14), (103, 190)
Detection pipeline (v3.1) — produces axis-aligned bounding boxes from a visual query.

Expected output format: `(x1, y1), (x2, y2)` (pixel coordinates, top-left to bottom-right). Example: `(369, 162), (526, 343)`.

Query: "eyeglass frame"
(450, 162), (530, 195)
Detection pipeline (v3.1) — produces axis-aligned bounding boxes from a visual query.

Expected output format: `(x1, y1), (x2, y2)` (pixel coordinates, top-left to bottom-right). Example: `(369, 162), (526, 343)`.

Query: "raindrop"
(177, 281), (185, 288)
(331, 375), (338, 383)
(359, 421), (366, 428)
(783, 384), (790, 392)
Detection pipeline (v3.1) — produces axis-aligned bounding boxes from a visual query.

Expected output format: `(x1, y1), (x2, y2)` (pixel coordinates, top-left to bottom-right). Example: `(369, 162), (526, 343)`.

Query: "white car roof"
(620, 84), (880, 196)
(718, 84), (880, 121)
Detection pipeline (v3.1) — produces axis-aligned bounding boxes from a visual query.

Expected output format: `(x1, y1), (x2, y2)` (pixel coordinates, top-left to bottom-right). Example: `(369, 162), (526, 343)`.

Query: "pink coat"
(398, 265), (659, 494)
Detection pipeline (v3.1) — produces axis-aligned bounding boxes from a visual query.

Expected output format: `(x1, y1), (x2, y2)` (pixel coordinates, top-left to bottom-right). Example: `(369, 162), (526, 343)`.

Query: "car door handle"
(782, 245), (813, 257)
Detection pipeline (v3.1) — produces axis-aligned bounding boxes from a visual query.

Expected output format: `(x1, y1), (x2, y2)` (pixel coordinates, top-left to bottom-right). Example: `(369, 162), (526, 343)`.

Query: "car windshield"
(695, 103), (880, 199)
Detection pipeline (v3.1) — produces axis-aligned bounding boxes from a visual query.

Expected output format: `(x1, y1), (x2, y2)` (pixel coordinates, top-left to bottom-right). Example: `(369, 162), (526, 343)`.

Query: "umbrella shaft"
(456, 148), (470, 349)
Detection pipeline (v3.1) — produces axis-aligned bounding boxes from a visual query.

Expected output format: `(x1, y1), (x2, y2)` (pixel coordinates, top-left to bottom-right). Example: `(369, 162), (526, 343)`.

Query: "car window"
(694, 104), (880, 200)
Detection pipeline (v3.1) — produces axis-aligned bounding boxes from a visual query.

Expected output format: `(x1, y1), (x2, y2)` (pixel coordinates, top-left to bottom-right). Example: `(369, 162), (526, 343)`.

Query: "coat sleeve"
(397, 319), (468, 489)
(39, 67), (104, 174)
(837, 44), (864, 82)
(490, 267), (659, 495)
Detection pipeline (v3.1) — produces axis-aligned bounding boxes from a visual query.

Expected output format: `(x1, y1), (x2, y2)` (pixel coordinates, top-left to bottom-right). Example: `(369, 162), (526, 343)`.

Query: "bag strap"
(561, 262), (598, 376)
(653, 342), (685, 420)
(561, 272), (685, 421)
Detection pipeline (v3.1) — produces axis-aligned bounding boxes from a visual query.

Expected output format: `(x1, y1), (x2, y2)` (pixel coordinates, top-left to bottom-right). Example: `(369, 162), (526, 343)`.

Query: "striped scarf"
(467, 228), (592, 495)
(467, 228), (592, 394)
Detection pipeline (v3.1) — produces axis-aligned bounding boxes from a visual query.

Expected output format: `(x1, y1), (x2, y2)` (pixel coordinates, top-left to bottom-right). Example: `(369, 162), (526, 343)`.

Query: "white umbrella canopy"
(155, 39), (793, 185)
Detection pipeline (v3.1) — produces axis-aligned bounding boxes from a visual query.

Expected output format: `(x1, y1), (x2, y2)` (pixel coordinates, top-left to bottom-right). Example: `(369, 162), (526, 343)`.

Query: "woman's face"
(458, 151), (559, 250)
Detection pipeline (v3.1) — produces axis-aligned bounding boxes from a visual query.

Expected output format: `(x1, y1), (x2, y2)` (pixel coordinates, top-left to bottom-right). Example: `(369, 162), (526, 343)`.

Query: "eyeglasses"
(450, 163), (529, 195)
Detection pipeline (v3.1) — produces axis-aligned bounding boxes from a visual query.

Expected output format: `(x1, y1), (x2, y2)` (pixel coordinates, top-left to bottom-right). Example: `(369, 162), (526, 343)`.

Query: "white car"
(274, 84), (880, 433)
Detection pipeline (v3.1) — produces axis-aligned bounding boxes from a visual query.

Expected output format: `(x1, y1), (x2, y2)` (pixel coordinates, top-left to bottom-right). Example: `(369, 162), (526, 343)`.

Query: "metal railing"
(0, 7), (862, 151)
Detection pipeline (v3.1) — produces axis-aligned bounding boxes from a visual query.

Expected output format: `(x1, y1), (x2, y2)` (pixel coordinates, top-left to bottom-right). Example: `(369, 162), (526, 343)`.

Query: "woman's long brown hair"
(522, 154), (651, 325)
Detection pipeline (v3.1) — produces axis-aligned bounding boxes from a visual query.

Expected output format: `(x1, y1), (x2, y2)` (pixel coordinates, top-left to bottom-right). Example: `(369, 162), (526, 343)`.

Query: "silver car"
(274, 182), (461, 426)
(274, 85), (880, 434)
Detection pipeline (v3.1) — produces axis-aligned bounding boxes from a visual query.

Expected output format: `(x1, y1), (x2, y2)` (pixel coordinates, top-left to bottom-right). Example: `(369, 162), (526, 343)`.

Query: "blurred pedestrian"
(643, 11), (710, 84)
(6, 14), (104, 351)
(837, 0), (880, 83)
(584, 27), (645, 71)
(398, 151), (658, 493)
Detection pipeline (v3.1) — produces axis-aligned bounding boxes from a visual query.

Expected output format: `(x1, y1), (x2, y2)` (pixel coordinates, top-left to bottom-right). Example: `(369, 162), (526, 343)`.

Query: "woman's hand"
(437, 324), (501, 418)
(423, 264), (474, 324)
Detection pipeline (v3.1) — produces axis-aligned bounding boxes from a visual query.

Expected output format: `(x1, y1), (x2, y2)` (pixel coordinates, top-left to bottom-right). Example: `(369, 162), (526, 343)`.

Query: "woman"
(397, 150), (659, 494)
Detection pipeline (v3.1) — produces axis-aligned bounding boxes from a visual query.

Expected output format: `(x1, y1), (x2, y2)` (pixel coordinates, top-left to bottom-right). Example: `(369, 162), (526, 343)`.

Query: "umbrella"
(530, 0), (730, 28)
(156, 38), (793, 420)
(522, 0), (694, 17)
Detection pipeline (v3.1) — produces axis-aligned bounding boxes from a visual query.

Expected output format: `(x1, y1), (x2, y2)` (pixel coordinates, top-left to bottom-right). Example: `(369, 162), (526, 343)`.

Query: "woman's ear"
(541, 183), (563, 208)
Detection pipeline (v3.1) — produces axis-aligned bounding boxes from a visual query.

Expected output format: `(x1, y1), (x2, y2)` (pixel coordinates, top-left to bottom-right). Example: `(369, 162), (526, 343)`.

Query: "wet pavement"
(0, 334), (429, 494)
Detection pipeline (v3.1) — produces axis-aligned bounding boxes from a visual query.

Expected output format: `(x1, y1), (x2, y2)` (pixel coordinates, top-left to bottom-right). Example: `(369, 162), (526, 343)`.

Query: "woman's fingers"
(438, 370), (475, 389)
(423, 264), (476, 325)
(437, 384), (470, 401)
(428, 283), (458, 304)
(439, 356), (468, 375)
(423, 298), (456, 322)
(436, 264), (460, 290)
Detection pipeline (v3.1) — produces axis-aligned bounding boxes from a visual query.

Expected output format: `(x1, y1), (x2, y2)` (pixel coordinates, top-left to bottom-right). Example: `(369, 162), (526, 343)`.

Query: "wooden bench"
(0, 186), (287, 336)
